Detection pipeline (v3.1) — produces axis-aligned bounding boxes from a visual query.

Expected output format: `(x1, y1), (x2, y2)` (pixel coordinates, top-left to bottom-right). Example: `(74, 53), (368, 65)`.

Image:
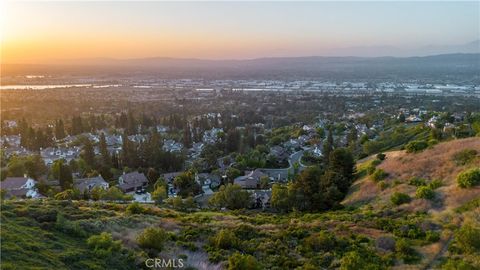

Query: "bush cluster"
(137, 227), (169, 252)
(405, 140), (428, 153)
(390, 192), (411, 206)
(371, 169), (388, 182)
(415, 186), (435, 200)
(457, 168), (480, 188)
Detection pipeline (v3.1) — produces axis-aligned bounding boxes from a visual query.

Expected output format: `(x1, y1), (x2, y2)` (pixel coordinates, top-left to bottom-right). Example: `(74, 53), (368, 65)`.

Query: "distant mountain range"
(2, 52), (480, 80)
(318, 40), (480, 57)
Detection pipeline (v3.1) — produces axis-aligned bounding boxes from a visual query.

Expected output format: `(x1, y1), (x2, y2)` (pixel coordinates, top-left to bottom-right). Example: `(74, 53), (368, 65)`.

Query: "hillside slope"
(344, 137), (480, 212)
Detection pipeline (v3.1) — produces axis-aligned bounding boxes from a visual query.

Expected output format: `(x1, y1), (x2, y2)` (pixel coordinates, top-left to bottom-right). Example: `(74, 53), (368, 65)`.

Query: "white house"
(1, 176), (42, 199)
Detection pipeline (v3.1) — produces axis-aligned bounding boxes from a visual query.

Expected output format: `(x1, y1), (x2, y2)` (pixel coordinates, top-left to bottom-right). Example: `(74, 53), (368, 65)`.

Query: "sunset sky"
(2, 1), (479, 63)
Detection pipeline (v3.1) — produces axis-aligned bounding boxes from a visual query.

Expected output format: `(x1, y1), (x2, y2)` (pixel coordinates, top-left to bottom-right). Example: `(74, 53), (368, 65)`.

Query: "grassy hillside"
(344, 137), (480, 269)
(345, 137), (480, 211)
(1, 138), (479, 270)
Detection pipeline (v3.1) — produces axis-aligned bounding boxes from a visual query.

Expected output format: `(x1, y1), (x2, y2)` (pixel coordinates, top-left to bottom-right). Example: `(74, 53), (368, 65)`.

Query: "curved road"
(261, 148), (311, 181)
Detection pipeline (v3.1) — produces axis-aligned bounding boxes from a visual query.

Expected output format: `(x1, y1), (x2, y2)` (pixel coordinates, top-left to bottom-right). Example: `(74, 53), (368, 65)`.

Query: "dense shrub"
(408, 177), (427, 187)
(453, 149), (478, 166)
(371, 169), (388, 182)
(442, 259), (477, 270)
(425, 231), (440, 242)
(137, 227), (169, 252)
(375, 236), (396, 252)
(456, 198), (480, 213)
(377, 181), (389, 190)
(227, 252), (261, 270)
(366, 165), (377, 175)
(303, 231), (336, 252)
(54, 189), (82, 200)
(211, 229), (240, 250)
(391, 192), (411, 206)
(428, 179), (443, 190)
(416, 186), (435, 200)
(457, 168), (480, 188)
(405, 140), (428, 153)
(371, 159), (382, 166)
(340, 250), (388, 270)
(55, 213), (86, 237)
(209, 184), (252, 210)
(125, 202), (145, 215)
(376, 153), (386, 161)
(455, 224), (480, 254)
(396, 239), (421, 264)
(87, 232), (121, 256)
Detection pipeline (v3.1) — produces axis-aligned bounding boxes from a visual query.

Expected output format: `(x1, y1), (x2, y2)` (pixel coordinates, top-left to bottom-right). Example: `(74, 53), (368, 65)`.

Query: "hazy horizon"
(2, 1), (479, 64)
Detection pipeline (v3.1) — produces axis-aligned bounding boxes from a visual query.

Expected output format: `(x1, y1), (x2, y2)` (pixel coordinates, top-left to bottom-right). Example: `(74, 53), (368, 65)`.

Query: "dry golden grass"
(379, 137), (480, 185)
(344, 137), (480, 211)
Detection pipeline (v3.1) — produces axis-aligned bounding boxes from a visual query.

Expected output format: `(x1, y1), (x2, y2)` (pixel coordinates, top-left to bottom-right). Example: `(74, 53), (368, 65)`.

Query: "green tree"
(6, 155), (26, 177)
(209, 184), (252, 210)
(52, 160), (73, 190)
(290, 166), (324, 211)
(270, 183), (291, 212)
(24, 155), (47, 179)
(146, 168), (159, 186)
(173, 171), (201, 198)
(59, 162), (73, 190)
(183, 124), (192, 148)
(152, 185), (167, 204)
(326, 148), (355, 193)
(54, 119), (66, 140)
(323, 127), (334, 162)
(81, 139), (96, 169)
(98, 133), (111, 167)
(226, 128), (241, 153)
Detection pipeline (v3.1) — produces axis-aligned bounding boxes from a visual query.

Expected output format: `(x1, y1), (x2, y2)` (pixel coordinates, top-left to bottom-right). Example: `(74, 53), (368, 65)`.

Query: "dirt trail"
(422, 233), (454, 270)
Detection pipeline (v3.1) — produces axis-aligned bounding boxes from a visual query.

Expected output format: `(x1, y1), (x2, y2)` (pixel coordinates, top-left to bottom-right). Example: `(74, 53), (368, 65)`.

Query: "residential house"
(162, 172), (183, 183)
(128, 134), (147, 143)
(1, 135), (21, 147)
(202, 128), (223, 144)
(312, 144), (323, 157)
(234, 169), (267, 189)
(118, 172), (148, 193)
(74, 175), (109, 193)
(156, 125), (169, 134)
(406, 115), (422, 123)
(426, 116), (439, 129)
(40, 147), (80, 165)
(105, 134), (122, 146)
(163, 139), (183, 153)
(269, 145), (289, 165)
(250, 190), (271, 209)
(1, 176), (42, 199)
(189, 142), (204, 159)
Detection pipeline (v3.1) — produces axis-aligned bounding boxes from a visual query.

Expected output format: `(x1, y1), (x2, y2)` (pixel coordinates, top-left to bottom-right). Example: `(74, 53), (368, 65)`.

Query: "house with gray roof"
(234, 169), (267, 189)
(74, 175), (109, 193)
(1, 176), (42, 199)
(118, 171), (148, 193)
